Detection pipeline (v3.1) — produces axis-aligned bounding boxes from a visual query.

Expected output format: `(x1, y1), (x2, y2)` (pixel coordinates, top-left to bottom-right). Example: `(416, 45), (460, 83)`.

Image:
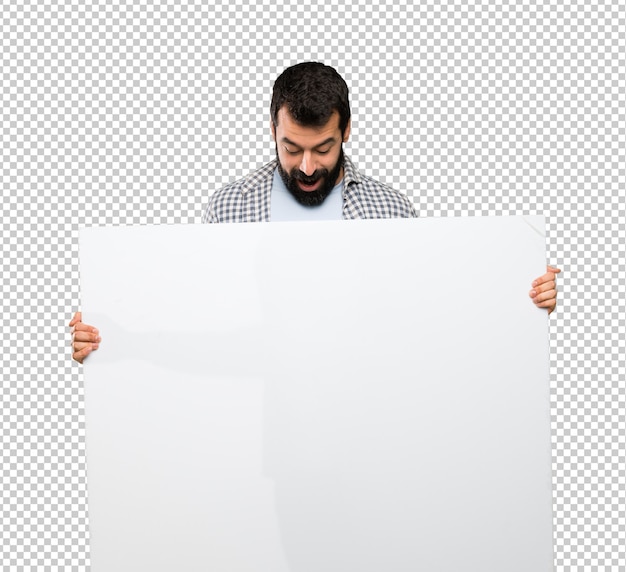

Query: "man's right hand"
(69, 311), (100, 364)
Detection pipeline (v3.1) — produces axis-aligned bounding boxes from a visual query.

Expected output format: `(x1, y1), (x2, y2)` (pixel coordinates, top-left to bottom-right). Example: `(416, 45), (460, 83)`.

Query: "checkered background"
(1, 0), (624, 569)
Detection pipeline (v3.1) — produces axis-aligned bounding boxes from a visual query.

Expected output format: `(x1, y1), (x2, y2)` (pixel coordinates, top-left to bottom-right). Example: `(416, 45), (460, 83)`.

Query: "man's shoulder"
(220, 160), (277, 194)
(202, 161), (276, 223)
(344, 157), (417, 219)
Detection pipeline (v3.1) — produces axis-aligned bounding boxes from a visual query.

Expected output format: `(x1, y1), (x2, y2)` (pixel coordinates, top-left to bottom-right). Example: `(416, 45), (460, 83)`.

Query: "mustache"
(291, 169), (328, 184)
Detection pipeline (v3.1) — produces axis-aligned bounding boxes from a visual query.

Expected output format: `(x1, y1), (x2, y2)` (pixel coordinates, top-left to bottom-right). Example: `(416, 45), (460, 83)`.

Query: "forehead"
(275, 108), (341, 144)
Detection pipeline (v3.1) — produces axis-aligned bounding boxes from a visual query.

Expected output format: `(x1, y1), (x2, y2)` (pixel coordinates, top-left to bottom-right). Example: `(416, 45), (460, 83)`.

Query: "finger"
(531, 288), (557, 304)
(532, 270), (560, 288)
(73, 330), (101, 343)
(73, 344), (96, 364)
(73, 340), (100, 362)
(529, 281), (556, 297)
(535, 297), (557, 313)
(69, 311), (82, 327)
(73, 340), (93, 352)
(73, 322), (98, 334)
(532, 266), (561, 285)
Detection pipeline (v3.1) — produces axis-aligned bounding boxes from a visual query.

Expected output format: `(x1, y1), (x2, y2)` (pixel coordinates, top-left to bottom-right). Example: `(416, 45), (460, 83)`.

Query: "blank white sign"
(80, 216), (553, 571)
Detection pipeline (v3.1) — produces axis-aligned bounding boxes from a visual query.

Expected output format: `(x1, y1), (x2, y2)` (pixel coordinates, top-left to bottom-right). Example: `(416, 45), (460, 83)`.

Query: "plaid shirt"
(202, 155), (417, 223)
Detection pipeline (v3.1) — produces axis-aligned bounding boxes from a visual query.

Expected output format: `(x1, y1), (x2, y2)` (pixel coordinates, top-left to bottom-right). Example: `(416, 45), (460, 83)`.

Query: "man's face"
(271, 107), (351, 206)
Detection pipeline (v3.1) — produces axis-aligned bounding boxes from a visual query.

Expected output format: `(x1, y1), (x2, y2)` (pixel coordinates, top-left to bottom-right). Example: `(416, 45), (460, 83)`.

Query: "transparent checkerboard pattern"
(1, 0), (624, 569)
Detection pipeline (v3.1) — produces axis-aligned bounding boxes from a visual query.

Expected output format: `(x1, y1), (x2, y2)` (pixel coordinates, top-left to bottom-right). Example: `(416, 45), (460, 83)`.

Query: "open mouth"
(297, 180), (321, 192)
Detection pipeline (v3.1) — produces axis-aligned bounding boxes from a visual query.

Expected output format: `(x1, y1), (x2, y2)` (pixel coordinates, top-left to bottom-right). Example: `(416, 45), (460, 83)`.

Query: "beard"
(276, 146), (344, 207)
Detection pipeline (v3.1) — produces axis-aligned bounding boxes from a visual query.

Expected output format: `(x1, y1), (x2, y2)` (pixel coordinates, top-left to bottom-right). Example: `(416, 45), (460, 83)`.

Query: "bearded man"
(70, 62), (559, 361)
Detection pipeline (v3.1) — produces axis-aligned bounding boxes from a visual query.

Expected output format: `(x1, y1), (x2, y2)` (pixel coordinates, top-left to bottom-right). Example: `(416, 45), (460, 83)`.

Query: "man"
(70, 62), (559, 362)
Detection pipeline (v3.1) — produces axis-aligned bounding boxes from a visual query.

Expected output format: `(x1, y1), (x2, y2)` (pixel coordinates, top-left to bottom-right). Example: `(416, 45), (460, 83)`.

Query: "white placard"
(80, 216), (553, 571)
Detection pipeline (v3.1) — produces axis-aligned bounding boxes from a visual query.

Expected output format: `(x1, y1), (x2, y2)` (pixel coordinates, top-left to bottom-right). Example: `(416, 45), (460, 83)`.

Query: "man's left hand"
(529, 265), (561, 315)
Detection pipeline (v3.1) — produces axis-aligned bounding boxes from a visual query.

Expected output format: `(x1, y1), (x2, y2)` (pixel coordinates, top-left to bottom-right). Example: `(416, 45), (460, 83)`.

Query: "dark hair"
(270, 62), (351, 134)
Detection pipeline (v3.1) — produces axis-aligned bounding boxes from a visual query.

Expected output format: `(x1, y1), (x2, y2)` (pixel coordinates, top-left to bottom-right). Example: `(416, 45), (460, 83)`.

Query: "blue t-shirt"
(270, 168), (344, 222)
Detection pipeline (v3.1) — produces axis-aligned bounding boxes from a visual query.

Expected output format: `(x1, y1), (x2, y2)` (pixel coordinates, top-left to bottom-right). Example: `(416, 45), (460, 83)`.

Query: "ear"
(342, 119), (352, 143)
(270, 118), (276, 141)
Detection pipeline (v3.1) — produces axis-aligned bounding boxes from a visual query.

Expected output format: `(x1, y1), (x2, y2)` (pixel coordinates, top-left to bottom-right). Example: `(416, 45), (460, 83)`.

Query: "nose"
(299, 152), (316, 176)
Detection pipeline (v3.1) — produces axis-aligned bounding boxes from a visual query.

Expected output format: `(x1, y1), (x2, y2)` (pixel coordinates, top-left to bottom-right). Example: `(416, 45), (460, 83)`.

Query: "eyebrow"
(281, 136), (337, 150)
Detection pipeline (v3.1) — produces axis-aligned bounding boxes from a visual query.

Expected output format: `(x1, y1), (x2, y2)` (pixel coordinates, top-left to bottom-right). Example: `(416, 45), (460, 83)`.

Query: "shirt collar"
(240, 160), (278, 196)
(341, 155), (362, 187)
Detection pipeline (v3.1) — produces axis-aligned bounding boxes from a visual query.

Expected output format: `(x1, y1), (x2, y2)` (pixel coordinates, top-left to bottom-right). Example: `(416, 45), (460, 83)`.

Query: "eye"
(317, 149), (330, 155)
(284, 147), (300, 155)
